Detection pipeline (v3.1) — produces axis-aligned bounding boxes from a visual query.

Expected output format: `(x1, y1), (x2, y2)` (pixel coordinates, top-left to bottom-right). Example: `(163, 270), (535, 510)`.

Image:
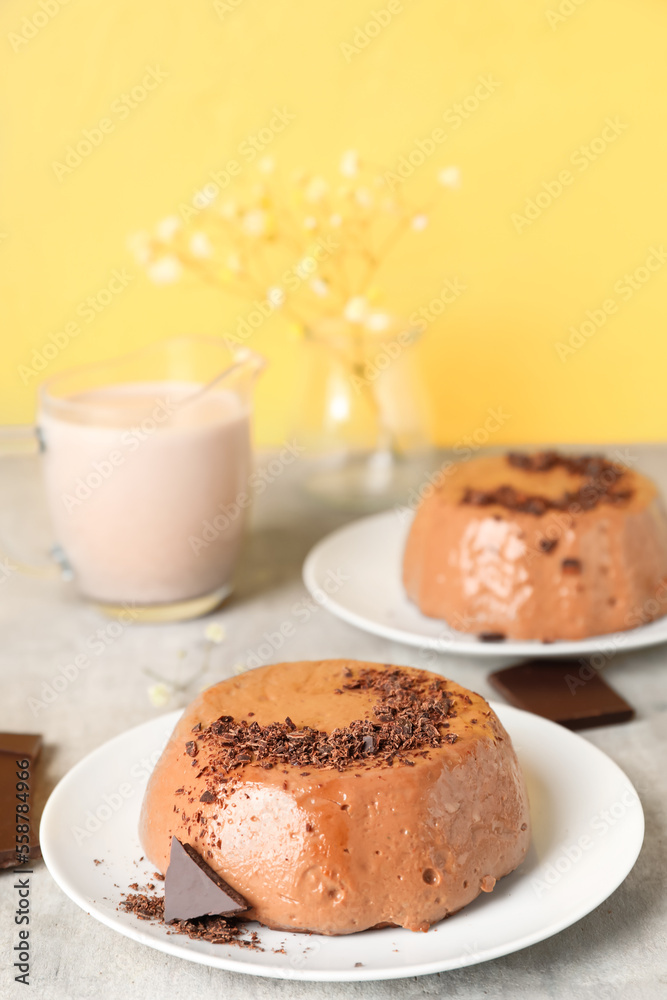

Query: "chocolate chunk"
(164, 837), (249, 923)
(538, 538), (558, 553)
(185, 741), (198, 757)
(489, 660), (634, 730)
(561, 558), (582, 573)
(478, 632), (506, 642)
(199, 790), (216, 803)
(0, 733), (42, 868)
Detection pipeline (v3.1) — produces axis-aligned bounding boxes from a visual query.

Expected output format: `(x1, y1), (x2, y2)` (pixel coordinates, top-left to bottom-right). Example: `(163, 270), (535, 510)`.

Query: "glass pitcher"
(3, 336), (265, 621)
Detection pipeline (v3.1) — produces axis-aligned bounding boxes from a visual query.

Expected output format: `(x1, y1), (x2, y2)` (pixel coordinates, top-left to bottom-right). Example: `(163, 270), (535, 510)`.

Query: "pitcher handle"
(0, 425), (64, 580)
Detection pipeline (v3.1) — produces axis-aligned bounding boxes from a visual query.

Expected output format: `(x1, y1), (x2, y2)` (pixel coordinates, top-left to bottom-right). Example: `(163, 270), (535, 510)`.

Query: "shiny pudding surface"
(139, 660), (531, 935)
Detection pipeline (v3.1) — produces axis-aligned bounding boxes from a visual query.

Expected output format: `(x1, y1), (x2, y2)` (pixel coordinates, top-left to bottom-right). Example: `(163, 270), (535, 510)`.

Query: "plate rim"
(303, 509), (667, 657)
(39, 703), (645, 982)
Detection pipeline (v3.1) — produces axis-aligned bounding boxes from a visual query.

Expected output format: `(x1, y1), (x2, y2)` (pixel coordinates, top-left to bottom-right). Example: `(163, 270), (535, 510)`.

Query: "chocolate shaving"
(461, 451), (632, 515)
(561, 558), (582, 573)
(193, 668), (460, 779)
(538, 538), (558, 553)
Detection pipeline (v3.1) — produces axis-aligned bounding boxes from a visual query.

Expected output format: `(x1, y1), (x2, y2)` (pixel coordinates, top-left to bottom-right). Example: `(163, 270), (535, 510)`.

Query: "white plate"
(40, 705), (644, 982)
(303, 510), (667, 658)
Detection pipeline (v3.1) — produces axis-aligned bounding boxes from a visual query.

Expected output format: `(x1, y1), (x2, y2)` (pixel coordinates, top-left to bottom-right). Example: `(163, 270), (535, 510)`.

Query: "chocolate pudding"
(139, 660), (530, 935)
(403, 451), (667, 641)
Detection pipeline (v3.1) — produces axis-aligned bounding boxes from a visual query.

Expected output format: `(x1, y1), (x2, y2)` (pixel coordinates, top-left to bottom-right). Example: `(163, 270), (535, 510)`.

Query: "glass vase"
(293, 317), (435, 510)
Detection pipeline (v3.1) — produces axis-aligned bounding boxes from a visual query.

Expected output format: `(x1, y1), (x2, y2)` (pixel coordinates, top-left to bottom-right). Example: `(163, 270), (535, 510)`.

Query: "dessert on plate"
(403, 451), (667, 642)
(139, 659), (530, 935)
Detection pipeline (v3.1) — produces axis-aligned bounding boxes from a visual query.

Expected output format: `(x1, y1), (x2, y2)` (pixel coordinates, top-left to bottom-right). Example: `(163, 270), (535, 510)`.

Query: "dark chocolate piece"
(163, 837), (249, 923)
(478, 632), (506, 642)
(561, 558), (582, 573)
(0, 733), (42, 869)
(488, 660), (634, 730)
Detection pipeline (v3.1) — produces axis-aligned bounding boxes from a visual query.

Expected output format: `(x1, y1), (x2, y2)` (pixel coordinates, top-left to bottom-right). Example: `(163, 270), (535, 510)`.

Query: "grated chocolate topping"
(461, 451), (632, 515)
(193, 668), (461, 778)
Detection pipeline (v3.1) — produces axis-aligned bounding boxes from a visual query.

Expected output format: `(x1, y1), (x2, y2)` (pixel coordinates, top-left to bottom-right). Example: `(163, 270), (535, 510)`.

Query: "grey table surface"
(1, 445), (666, 1000)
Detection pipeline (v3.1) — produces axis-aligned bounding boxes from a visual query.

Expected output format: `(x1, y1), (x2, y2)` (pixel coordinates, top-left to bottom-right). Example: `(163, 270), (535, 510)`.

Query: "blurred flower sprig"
(130, 152), (460, 335)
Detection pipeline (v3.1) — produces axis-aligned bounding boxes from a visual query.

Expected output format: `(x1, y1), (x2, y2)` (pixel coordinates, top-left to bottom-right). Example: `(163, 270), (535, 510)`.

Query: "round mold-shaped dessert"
(403, 451), (667, 641)
(139, 659), (531, 935)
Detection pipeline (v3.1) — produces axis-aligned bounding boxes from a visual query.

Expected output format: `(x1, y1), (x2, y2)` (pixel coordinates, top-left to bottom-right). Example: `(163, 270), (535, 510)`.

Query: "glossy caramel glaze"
(403, 454), (667, 641)
(139, 660), (530, 935)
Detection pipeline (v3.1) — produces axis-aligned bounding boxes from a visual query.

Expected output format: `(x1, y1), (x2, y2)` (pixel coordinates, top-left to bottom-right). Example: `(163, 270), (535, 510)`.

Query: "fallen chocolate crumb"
(478, 632), (506, 643)
(119, 891), (262, 949)
(561, 558), (582, 573)
(93, 859), (103, 866)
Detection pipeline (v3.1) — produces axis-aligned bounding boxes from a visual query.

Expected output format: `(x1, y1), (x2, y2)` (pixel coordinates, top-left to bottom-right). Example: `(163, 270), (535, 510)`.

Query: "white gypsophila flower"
(233, 661), (248, 675)
(148, 682), (173, 708)
(366, 312), (392, 332)
(344, 295), (369, 323)
(258, 156), (275, 174)
(329, 213), (343, 227)
(438, 165), (461, 188)
(204, 622), (226, 644)
(310, 278), (328, 297)
(411, 214), (429, 231)
(305, 176), (329, 202)
(340, 149), (359, 177)
(355, 187), (373, 208)
(267, 287), (285, 307)
(242, 209), (267, 236)
(147, 256), (183, 284)
(156, 215), (181, 241)
(226, 252), (242, 273)
(189, 232), (213, 258)
(303, 215), (318, 231)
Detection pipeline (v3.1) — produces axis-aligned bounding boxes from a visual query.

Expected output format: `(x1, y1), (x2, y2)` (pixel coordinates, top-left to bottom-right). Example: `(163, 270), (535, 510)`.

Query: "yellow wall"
(1, 0), (666, 445)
